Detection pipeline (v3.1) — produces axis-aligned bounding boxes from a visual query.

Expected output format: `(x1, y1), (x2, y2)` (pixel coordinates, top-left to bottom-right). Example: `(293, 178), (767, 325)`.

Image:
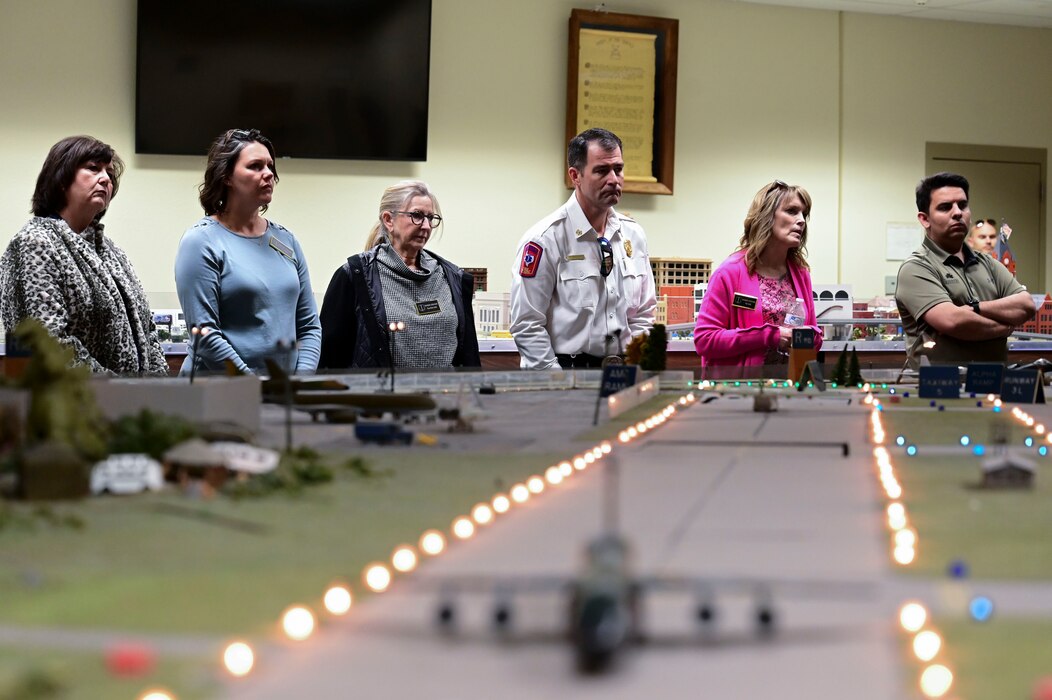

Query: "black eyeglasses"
(597, 236), (614, 277)
(396, 210), (443, 227)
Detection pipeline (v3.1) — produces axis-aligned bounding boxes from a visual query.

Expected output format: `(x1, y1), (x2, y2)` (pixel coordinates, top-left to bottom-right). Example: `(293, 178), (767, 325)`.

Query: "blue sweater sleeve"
(174, 224), (252, 373)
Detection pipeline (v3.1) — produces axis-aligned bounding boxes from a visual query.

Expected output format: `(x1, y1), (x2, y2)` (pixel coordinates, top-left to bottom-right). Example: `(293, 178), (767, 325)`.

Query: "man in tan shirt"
(895, 172), (1034, 369)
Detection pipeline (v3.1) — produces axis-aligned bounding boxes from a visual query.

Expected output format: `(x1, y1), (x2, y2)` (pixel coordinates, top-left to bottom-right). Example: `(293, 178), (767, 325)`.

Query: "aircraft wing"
(406, 572), (873, 600)
(636, 574), (876, 600)
(406, 574), (573, 596)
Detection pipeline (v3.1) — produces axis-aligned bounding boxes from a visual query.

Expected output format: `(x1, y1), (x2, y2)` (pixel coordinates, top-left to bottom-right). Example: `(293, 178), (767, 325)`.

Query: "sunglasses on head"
(226, 128), (272, 149)
(597, 236), (614, 278)
(766, 180), (789, 196)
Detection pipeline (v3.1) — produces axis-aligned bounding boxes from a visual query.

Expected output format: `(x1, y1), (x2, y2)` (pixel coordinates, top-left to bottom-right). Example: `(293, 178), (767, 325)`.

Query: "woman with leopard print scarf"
(0, 136), (168, 375)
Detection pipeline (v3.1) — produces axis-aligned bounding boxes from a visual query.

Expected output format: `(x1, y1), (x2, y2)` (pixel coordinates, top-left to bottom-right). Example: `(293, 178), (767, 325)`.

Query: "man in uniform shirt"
(895, 172), (1034, 369)
(510, 128), (657, 369)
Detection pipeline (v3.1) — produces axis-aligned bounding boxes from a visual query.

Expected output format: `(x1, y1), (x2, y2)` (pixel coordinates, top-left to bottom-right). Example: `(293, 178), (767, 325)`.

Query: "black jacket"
(318, 248), (482, 369)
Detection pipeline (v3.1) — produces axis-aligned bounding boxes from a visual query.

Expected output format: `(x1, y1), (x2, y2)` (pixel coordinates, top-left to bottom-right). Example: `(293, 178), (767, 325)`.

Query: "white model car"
(209, 442), (280, 475)
(90, 454), (165, 495)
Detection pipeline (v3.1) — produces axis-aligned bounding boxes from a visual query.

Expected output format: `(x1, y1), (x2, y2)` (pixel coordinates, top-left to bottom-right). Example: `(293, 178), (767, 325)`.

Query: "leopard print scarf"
(0, 216), (168, 375)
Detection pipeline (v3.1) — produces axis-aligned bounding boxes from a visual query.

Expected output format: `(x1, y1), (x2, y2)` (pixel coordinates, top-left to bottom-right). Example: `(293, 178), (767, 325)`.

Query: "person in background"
(318, 180), (480, 369)
(895, 172), (1033, 369)
(966, 220), (997, 256)
(693, 180), (822, 374)
(0, 135), (167, 375)
(175, 128), (320, 374)
(509, 128), (656, 369)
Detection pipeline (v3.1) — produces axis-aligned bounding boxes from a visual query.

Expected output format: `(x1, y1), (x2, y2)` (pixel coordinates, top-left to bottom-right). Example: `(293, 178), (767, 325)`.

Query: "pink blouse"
(759, 274), (797, 365)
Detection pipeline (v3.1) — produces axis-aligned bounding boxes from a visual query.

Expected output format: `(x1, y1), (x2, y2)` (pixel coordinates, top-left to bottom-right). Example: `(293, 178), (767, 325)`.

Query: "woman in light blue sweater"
(175, 129), (320, 374)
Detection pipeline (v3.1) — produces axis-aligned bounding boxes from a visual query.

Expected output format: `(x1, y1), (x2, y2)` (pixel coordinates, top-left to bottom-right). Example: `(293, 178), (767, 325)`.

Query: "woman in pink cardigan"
(694, 180), (822, 376)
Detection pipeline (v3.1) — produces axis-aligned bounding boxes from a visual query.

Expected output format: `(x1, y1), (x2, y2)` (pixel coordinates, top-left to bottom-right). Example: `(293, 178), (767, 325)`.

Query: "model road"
(228, 391), (898, 699)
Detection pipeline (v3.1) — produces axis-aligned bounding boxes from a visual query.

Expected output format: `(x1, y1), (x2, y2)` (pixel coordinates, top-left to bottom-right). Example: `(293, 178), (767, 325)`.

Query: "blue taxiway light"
(896, 436), (906, 446)
(993, 406), (1002, 413)
(1025, 437), (1034, 447)
(969, 596), (994, 622)
(948, 559), (970, 579)
(1040, 446), (1048, 457)
(973, 445), (986, 456)
(960, 436), (971, 446)
(906, 445), (918, 456)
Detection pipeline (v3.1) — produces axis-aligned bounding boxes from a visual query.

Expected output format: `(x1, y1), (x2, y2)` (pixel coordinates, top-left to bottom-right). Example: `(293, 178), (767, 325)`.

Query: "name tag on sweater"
(732, 293), (758, 310)
(416, 300), (441, 315)
(268, 235), (296, 261)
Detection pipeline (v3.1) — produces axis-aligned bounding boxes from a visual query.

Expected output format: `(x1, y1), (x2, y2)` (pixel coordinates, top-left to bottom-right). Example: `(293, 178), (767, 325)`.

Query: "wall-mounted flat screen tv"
(136, 0), (431, 161)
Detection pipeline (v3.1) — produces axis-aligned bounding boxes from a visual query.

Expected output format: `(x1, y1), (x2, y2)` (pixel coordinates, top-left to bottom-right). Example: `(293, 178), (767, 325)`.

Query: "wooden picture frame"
(566, 9), (678, 195)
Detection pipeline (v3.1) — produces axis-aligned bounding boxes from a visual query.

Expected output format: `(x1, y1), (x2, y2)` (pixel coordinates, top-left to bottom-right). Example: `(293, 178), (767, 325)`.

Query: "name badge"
(732, 293), (758, 310)
(268, 235), (296, 261)
(416, 300), (441, 315)
(565, 254), (585, 261)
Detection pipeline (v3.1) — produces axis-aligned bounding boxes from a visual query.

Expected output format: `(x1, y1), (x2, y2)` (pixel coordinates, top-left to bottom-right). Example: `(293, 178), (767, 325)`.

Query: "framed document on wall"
(566, 9), (679, 195)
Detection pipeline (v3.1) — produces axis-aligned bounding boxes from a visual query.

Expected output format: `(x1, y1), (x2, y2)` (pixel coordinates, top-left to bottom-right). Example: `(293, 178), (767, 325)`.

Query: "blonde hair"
(739, 181), (811, 273)
(364, 180), (443, 250)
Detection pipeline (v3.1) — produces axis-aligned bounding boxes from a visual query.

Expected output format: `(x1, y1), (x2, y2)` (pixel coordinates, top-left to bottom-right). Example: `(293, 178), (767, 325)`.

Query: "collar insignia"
(624, 240), (633, 258)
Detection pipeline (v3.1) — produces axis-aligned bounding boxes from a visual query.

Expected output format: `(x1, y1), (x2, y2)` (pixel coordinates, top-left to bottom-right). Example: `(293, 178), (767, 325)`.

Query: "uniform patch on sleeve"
(519, 241), (543, 278)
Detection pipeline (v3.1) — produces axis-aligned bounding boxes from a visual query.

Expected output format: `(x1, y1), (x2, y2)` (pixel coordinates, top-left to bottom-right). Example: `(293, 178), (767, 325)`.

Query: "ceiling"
(733, 0), (1052, 28)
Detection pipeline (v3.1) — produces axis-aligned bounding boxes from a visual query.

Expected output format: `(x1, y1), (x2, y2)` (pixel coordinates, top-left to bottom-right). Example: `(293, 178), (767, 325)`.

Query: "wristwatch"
(968, 300), (981, 314)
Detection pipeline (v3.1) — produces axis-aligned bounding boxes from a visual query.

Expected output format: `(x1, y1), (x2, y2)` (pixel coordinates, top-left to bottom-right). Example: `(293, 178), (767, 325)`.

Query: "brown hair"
(198, 128), (279, 215)
(31, 135), (124, 222)
(739, 181), (812, 272)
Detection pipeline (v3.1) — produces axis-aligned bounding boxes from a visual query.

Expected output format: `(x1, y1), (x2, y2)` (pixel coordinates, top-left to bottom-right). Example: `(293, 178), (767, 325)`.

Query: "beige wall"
(1, 0), (1049, 310)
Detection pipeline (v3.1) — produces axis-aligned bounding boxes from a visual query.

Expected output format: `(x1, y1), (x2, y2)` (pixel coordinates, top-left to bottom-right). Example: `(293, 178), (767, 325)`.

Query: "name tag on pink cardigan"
(732, 292), (758, 310)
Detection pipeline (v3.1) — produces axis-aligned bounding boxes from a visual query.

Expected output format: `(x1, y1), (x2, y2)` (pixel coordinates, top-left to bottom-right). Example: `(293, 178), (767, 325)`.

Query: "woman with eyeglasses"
(0, 135), (168, 375)
(318, 180), (480, 369)
(694, 180), (822, 375)
(174, 128), (321, 375)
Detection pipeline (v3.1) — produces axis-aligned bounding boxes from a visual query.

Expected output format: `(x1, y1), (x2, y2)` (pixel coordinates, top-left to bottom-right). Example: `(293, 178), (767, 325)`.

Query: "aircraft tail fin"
(264, 357), (288, 382)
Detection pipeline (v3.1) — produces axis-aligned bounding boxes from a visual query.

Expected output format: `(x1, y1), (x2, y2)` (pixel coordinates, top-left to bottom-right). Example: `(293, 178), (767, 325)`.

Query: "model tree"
(830, 350), (849, 385)
(10, 319), (109, 498)
(625, 333), (646, 365)
(847, 345), (864, 386)
(640, 324), (668, 372)
(15, 318), (108, 460)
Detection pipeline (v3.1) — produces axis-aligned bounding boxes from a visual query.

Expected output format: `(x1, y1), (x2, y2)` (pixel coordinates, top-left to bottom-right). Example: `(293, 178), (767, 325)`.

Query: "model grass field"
(879, 403), (1052, 698)
(935, 618), (1052, 700)
(0, 390), (685, 699)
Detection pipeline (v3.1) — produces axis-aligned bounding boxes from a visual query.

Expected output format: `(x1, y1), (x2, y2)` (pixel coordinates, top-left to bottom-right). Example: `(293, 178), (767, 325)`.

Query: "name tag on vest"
(416, 300), (441, 315)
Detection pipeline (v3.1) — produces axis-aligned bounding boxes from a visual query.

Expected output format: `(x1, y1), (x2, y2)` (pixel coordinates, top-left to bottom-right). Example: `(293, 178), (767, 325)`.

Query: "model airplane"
(411, 459), (871, 673)
(236, 359), (438, 423)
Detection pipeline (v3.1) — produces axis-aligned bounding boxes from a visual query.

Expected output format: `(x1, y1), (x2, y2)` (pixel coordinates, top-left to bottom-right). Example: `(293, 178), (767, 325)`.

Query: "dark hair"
(986, 218), (997, 227)
(567, 128), (623, 171)
(198, 128), (279, 215)
(31, 135), (124, 222)
(915, 172), (969, 214)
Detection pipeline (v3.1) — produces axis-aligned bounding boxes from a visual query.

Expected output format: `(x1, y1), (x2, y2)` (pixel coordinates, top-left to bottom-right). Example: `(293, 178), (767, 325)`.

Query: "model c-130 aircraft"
(408, 459), (873, 674)
(251, 358), (438, 423)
